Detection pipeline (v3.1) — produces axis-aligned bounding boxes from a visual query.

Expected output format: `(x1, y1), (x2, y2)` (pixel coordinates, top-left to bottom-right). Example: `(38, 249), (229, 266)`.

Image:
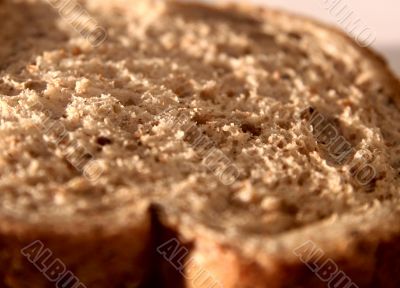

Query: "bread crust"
(183, 210), (400, 288)
(0, 212), (151, 288)
(185, 236), (400, 288)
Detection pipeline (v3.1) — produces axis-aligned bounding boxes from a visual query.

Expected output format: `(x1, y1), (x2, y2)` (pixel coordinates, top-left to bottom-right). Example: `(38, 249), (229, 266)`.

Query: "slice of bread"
(1, 0), (399, 287)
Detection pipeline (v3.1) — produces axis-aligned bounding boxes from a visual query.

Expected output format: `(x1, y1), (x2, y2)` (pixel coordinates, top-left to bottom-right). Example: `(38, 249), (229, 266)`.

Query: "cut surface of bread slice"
(0, 0), (399, 287)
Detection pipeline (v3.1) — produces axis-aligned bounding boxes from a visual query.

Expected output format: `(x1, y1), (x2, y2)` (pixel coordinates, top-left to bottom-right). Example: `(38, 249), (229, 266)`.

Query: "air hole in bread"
(241, 123), (262, 137)
(96, 136), (112, 146)
(287, 31), (302, 40)
(24, 80), (47, 92)
(0, 82), (20, 96)
(192, 114), (208, 125)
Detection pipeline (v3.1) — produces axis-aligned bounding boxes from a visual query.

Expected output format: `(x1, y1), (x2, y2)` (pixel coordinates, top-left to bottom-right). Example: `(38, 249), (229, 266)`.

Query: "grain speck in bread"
(0, 0), (400, 287)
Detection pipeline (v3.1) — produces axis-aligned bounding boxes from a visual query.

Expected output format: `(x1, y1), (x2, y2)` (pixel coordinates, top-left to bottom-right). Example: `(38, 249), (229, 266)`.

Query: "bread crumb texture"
(0, 0), (399, 250)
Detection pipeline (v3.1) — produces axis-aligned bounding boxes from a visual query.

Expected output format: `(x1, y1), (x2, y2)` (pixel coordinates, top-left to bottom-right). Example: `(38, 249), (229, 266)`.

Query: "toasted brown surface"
(0, 210), (151, 287)
(0, 0), (399, 287)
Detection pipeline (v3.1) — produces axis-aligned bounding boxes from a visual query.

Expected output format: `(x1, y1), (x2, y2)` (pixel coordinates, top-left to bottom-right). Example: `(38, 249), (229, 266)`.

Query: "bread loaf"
(0, 0), (399, 287)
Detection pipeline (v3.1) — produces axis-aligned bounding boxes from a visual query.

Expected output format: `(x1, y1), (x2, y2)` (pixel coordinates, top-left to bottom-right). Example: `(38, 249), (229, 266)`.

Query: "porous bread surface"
(0, 0), (400, 286)
(1, 0), (399, 231)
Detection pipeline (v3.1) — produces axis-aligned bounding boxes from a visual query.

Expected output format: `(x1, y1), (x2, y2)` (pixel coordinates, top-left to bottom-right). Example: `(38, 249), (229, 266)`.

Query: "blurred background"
(201, 0), (400, 75)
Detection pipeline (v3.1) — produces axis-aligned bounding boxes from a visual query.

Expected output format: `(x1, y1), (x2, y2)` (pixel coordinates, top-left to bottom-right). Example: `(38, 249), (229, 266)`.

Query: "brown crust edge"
(184, 234), (400, 288)
(0, 213), (151, 288)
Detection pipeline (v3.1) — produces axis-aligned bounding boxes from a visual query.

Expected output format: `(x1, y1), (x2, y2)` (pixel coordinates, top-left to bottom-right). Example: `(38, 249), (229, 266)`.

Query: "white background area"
(202, 0), (400, 75)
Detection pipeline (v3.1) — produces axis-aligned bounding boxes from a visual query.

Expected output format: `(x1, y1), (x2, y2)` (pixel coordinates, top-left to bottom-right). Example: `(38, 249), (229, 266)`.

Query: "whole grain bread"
(0, 0), (399, 287)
